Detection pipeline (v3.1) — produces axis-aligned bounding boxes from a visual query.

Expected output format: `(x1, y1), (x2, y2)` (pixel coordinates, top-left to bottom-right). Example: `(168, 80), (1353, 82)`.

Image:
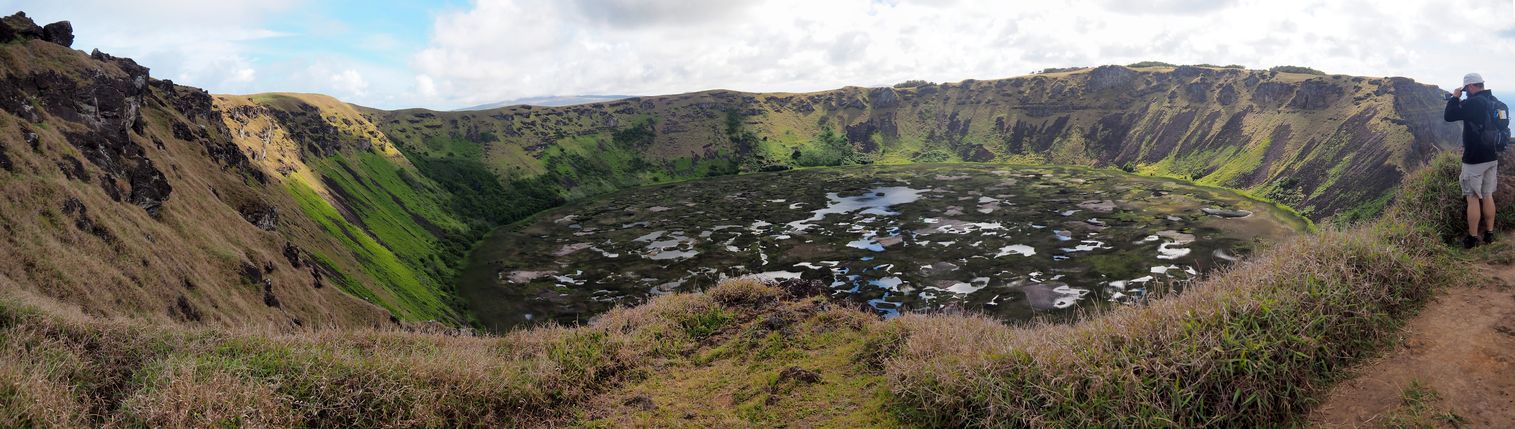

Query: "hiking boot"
(1485, 231), (1497, 244)
(1465, 235), (1481, 249)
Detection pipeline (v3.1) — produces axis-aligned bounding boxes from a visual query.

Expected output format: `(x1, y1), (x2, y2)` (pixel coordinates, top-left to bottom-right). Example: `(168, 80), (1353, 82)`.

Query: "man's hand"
(1453, 86), (1465, 99)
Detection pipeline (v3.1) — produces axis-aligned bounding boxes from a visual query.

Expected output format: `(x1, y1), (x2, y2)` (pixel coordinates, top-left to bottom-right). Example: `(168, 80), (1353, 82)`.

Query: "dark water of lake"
(459, 164), (1308, 332)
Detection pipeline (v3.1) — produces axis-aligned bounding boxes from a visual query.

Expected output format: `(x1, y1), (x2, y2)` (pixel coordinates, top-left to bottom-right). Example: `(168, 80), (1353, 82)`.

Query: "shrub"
(707, 278), (781, 307)
(1269, 65), (1326, 75)
(892, 80), (933, 89)
(1037, 67), (1086, 74)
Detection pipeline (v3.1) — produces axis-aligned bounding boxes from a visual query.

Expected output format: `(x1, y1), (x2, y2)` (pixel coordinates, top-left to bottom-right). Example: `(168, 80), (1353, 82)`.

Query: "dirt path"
(1307, 259), (1515, 428)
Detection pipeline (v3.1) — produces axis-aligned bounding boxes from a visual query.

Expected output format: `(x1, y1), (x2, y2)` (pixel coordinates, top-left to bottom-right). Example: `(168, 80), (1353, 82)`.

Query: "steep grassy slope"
(370, 65), (1458, 220)
(0, 14), (461, 327)
(214, 93), (480, 323)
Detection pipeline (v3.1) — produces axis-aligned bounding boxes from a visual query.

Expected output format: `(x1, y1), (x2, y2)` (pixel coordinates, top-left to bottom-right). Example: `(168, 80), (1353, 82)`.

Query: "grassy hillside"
(0, 19), (467, 327)
(215, 93), (477, 322)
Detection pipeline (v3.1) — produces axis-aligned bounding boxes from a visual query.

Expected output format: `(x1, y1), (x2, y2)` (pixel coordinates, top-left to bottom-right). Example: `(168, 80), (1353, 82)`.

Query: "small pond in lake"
(459, 164), (1308, 332)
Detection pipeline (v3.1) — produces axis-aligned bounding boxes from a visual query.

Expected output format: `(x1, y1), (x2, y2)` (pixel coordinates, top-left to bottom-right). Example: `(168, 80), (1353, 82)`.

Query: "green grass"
(1383, 381), (1464, 428)
(283, 176), (455, 321)
(313, 152), (469, 277)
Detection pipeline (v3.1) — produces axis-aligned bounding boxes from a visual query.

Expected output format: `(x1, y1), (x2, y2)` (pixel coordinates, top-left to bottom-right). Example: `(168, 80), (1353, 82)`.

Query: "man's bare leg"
(1483, 196), (1496, 234)
(1468, 195), (1483, 238)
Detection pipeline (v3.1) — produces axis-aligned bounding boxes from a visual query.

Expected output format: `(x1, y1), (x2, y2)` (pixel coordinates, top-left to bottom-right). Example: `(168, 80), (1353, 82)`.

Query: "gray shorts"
(1461, 161), (1498, 198)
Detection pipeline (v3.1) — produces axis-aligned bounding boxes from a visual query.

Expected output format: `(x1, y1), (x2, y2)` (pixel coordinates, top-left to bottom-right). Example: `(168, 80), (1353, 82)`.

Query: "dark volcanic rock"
(56, 155), (87, 181)
(868, 87), (901, 109)
(61, 197), (112, 242)
(1288, 79), (1344, 110)
(240, 202), (279, 231)
(1390, 77), (1461, 152)
(262, 283), (281, 307)
(1, 12), (42, 42)
(283, 242), (304, 268)
(1183, 82), (1209, 103)
(1252, 82), (1295, 107)
(1087, 65), (1139, 92)
(1217, 83), (1239, 106)
(41, 20), (71, 47)
(0, 38), (175, 217)
(23, 130), (40, 150)
(127, 164), (172, 216)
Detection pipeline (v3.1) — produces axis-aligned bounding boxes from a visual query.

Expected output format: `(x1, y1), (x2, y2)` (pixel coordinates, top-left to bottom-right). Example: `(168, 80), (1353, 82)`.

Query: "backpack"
(1476, 95), (1511, 152)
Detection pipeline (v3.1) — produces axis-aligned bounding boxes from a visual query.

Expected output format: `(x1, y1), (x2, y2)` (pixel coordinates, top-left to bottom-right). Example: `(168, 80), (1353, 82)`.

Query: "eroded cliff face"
(0, 13), (451, 328)
(374, 65), (1459, 219)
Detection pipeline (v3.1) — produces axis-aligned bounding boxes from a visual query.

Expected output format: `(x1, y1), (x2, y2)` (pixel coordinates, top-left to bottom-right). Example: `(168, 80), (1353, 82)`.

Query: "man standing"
(1445, 72), (1505, 248)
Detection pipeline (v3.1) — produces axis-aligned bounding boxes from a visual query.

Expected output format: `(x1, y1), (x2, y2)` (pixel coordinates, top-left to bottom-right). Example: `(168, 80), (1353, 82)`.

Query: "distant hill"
(374, 65), (1459, 220)
(454, 95), (635, 110)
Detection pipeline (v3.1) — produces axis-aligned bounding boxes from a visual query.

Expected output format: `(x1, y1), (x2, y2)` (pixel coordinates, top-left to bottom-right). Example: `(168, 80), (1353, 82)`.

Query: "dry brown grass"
(706, 278), (783, 307)
(877, 154), (1472, 427)
(0, 278), (765, 428)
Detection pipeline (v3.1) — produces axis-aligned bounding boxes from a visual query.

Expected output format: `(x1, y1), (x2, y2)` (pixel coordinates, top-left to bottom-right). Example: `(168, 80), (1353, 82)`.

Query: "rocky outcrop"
(1087, 65), (1139, 92)
(0, 35), (177, 216)
(1, 12), (71, 47)
(1289, 79), (1344, 110)
(869, 87), (900, 109)
(1252, 82), (1295, 106)
(41, 20), (71, 47)
(0, 11), (42, 41)
(240, 202), (279, 231)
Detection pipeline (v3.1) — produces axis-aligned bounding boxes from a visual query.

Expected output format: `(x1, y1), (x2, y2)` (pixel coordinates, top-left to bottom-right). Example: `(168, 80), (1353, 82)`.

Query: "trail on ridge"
(1308, 238), (1515, 428)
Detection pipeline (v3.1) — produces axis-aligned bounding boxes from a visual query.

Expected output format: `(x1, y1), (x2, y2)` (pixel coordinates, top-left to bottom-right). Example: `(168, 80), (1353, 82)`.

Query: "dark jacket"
(1445, 90), (1500, 164)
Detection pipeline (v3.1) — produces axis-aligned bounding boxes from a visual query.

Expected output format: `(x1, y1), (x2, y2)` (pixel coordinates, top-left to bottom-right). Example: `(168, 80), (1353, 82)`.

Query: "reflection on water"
(458, 164), (1307, 332)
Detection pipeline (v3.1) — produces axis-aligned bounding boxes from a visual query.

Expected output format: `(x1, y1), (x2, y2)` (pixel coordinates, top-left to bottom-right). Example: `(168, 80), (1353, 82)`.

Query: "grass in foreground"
(0, 153), (1494, 427)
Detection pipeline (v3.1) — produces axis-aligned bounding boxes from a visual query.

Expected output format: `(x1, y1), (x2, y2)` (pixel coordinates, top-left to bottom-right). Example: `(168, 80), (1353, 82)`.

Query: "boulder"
(0, 12), (42, 42)
(240, 203), (279, 231)
(41, 20), (71, 47)
(127, 164), (172, 217)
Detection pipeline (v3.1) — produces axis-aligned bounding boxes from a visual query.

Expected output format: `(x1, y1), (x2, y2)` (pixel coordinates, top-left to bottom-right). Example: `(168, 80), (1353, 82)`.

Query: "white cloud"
(14, 0), (1515, 109)
(329, 69), (370, 97)
(414, 0), (1515, 108)
(416, 75), (439, 98)
(13, 0), (301, 92)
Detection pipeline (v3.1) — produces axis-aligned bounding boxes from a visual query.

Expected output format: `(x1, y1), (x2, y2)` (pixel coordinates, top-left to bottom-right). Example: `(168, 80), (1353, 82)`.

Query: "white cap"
(1464, 73), (1485, 86)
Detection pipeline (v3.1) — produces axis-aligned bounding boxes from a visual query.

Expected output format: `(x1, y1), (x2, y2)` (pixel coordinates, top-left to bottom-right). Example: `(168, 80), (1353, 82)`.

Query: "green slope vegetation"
(216, 93), (476, 323)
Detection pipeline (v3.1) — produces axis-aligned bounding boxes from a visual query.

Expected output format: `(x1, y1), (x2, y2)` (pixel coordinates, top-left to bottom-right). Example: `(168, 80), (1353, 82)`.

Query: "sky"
(9, 0), (1515, 110)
